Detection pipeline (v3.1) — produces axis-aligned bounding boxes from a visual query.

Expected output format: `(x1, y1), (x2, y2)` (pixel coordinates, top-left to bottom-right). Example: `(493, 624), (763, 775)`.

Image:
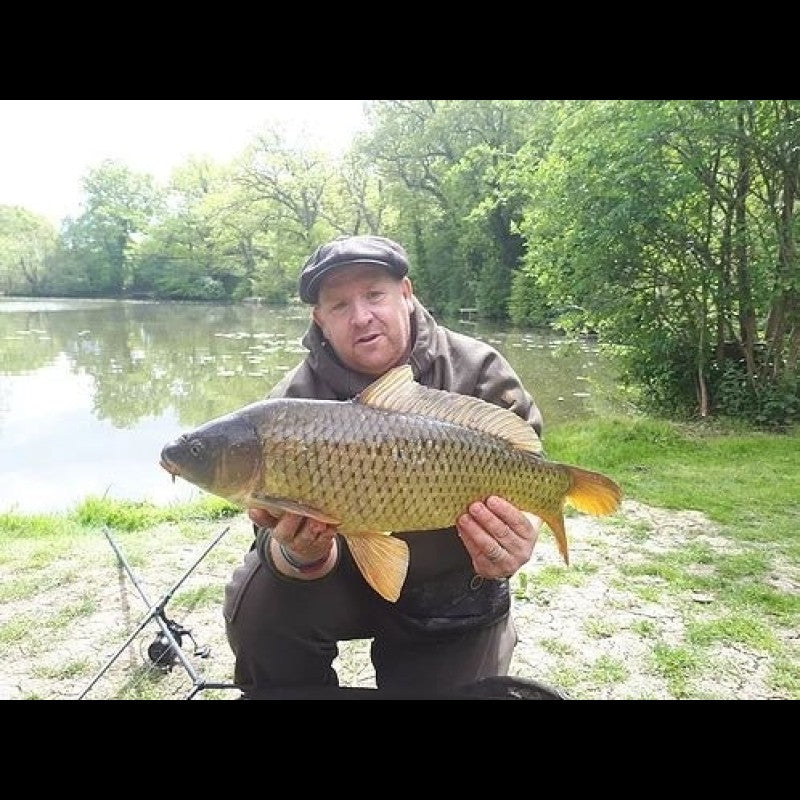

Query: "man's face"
(312, 263), (414, 376)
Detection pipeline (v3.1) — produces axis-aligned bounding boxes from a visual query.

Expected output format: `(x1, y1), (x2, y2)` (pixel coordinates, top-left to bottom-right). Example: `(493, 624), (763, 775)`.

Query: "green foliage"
(0, 511), (83, 539)
(4, 99), (799, 427)
(508, 269), (553, 326)
(618, 331), (701, 418)
(361, 100), (549, 319)
(514, 99), (800, 424)
(0, 205), (58, 294)
(712, 361), (800, 429)
(82, 161), (162, 295)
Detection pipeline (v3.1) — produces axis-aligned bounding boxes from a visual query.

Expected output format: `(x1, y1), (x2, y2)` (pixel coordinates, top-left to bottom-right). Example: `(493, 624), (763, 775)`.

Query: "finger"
(275, 515), (334, 562)
(486, 498), (542, 556)
(456, 511), (512, 577)
(466, 500), (528, 558)
(272, 512), (305, 544)
(485, 496), (535, 540)
(248, 507), (279, 529)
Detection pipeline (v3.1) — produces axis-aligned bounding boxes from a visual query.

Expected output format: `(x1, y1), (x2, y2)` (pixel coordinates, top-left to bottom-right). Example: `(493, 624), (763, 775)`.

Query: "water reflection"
(0, 298), (623, 513)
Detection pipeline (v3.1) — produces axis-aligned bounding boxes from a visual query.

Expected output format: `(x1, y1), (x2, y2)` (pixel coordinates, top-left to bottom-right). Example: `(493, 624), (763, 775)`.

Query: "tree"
(514, 100), (800, 425)
(131, 157), (251, 300)
(233, 124), (340, 297)
(360, 100), (546, 318)
(57, 160), (163, 296)
(0, 205), (58, 295)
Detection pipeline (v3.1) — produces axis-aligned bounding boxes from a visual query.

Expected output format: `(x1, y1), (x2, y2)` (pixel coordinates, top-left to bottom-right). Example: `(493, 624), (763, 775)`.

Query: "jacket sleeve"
(266, 362), (318, 400)
(473, 349), (544, 438)
(266, 365), (300, 400)
(439, 328), (544, 439)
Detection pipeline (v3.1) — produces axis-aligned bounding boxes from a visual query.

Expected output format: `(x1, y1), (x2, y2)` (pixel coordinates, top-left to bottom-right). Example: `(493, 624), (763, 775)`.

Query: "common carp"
(159, 365), (622, 602)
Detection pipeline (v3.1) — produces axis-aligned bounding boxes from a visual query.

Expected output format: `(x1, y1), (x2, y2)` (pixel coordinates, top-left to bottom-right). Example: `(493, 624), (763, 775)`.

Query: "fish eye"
(189, 440), (204, 457)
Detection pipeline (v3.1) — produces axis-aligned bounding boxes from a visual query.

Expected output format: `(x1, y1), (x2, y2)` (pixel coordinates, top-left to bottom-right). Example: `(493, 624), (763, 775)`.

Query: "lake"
(0, 297), (625, 514)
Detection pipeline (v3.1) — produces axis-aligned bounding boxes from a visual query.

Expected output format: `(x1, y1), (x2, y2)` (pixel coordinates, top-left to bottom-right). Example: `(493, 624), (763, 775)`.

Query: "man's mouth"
(355, 333), (381, 344)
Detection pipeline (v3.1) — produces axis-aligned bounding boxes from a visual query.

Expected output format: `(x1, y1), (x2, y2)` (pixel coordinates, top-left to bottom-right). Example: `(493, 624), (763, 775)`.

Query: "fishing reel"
(147, 617), (210, 672)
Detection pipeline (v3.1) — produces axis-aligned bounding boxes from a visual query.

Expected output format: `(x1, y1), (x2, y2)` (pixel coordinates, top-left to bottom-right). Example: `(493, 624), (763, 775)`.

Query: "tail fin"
(536, 466), (621, 567)
(537, 511), (569, 566)
(565, 466), (622, 516)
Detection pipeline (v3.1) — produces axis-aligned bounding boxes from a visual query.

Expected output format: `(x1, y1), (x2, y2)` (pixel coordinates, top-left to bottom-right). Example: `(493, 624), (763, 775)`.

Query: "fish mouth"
(160, 456), (179, 482)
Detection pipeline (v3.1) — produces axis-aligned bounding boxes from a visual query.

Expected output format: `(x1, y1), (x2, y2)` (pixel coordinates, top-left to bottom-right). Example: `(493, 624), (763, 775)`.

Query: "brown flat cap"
(298, 235), (409, 304)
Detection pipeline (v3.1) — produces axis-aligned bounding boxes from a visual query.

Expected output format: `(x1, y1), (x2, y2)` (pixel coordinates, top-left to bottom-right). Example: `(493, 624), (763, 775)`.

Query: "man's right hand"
(248, 508), (337, 578)
(248, 507), (281, 531)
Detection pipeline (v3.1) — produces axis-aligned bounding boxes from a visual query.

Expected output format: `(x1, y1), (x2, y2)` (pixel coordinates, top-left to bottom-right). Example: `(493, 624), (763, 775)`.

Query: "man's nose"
(350, 299), (373, 325)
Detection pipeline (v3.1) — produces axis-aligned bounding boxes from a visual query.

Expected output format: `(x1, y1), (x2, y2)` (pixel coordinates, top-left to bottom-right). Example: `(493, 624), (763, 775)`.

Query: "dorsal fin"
(356, 365), (542, 454)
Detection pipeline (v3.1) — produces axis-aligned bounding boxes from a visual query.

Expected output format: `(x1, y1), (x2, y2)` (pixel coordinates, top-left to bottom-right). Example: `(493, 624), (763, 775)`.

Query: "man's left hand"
(456, 496), (541, 580)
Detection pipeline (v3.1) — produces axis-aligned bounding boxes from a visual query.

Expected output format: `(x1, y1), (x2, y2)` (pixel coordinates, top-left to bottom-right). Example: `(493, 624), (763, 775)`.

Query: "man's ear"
(402, 277), (414, 312)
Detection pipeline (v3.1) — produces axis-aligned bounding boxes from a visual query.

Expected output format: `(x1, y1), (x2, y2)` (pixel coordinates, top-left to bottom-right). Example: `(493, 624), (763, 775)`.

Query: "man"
(223, 234), (543, 697)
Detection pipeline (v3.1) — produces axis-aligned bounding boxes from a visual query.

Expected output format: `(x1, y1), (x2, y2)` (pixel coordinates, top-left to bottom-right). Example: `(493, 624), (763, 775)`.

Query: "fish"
(159, 365), (622, 603)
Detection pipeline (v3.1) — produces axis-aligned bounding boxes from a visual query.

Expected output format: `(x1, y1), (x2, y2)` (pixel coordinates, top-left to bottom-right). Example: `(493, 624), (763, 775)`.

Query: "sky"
(0, 100), (368, 225)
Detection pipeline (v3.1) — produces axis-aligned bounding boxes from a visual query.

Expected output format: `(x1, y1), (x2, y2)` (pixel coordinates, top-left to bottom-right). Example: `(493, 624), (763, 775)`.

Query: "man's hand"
(456, 496), (540, 580)
(248, 508), (336, 576)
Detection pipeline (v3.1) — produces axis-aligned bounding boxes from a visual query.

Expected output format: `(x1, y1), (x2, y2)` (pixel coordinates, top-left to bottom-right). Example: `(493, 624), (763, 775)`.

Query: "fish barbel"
(160, 365), (622, 602)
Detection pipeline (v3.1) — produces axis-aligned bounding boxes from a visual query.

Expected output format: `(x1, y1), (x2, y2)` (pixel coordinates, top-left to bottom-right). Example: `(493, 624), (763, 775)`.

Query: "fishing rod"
(78, 524), (239, 700)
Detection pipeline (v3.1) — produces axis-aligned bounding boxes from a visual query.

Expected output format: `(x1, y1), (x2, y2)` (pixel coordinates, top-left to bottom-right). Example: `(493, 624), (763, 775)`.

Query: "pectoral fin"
(344, 534), (410, 603)
(248, 493), (342, 526)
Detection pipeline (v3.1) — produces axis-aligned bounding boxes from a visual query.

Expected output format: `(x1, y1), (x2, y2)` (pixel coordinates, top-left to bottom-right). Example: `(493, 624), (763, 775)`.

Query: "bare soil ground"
(1, 500), (796, 700)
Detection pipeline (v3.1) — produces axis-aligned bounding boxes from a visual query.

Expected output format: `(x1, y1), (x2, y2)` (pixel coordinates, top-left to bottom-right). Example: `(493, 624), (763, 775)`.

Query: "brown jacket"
(267, 297), (543, 633)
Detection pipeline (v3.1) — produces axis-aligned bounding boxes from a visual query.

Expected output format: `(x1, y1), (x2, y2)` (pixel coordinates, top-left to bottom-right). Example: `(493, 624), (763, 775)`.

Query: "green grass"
(539, 638), (575, 657)
(528, 417), (799, 699)
(769, 656), (800, 696)
(0, 617), (33, 645)
(0, 497), (249, 700)
(72, 495), (240, 531)
(0, 495), (240, 538)
(686, 615), (779, 652)
(631, 620), (658, 638)
(549, 417), (800, 550)
(651, 644), (705, 698)
(45, 596), (99, 630)
(584, 617), (617, 639)
(33, 659), (94, 681)
(171, 584), (221, 612)
(588, 655), (629, 686)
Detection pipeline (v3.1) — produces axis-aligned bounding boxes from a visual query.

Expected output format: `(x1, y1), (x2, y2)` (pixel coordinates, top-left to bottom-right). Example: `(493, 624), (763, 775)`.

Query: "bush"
(712, 362), (799, 429)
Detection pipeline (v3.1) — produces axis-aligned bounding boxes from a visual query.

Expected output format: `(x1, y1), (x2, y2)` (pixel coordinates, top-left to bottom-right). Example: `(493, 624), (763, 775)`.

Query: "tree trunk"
(734, 101), (757, 386)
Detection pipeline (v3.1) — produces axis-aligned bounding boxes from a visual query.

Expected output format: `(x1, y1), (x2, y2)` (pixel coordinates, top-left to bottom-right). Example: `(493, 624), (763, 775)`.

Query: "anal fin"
(344, 534), (410, 603)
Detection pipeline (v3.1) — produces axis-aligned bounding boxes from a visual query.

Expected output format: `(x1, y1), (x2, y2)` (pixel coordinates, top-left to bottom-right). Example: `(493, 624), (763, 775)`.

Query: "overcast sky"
(0, 100), (368, 225)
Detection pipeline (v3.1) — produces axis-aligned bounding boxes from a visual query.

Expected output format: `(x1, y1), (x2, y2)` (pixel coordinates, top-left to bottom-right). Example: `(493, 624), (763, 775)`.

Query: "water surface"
(0, 298), (623, 513)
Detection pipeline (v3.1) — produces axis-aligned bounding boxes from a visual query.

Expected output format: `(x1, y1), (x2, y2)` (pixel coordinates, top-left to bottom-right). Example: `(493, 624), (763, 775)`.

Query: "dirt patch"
(1, 501), (796, 700)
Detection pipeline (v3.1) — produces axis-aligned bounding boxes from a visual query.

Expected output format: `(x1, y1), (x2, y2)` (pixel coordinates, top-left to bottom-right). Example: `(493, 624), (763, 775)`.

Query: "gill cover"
(161, 411), (262, 502)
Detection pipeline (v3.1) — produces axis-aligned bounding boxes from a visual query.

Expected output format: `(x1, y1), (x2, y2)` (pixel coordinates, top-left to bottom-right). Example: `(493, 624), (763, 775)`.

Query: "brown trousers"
(223, 534), (517, 696)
